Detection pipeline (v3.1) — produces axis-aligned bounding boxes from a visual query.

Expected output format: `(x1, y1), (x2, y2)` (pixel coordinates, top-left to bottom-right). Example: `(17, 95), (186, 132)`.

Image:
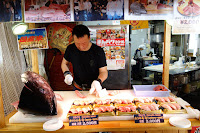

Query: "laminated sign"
(17, 28), (48, 50)
(134, 114), (164, 123)
(96, 28), (126, 70)
(173, 0), (200, 34)
(69, 115), (99, 126)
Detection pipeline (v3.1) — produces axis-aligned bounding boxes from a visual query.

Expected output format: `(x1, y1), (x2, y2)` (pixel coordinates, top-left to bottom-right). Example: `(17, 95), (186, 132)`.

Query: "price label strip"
(69, 115), (99, 126)
(134, 114), (164, 123)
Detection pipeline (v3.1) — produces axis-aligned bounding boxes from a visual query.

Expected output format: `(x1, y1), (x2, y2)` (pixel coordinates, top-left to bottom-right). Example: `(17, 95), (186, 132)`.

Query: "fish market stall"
(0, 88), (199, 133)
(0, 21), (199, 133)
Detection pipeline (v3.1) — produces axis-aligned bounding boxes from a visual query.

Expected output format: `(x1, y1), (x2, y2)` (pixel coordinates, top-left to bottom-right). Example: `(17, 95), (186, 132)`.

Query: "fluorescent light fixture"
(12, 23), (28, 35)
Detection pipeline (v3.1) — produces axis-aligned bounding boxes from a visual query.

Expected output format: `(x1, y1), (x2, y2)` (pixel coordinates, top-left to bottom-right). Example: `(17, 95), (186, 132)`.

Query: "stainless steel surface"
(151, 33), (164, 43)
(178, 75), (189, 84)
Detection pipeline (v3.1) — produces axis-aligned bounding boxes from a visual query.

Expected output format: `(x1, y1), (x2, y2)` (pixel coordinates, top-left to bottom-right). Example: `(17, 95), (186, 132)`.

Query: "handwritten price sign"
(69, 115), (99, 126)
(134, 114), (164, 123)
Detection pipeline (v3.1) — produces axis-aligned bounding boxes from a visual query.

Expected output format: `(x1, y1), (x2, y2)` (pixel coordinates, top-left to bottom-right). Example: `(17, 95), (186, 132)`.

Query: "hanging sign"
(120, 20), (149, 30)
(134, 114), (164, 123)
(124, 0), (173, 20)
(17, 28), (48, 50)
(69, 115), (99, 126)
(47, 23), (74, 54)
(96, 28), (126, 70)
(0, 0), (22, 22)
(74, 0), (124, 21)
(173, 0), (200, 34)
(24, 0), (72, 22)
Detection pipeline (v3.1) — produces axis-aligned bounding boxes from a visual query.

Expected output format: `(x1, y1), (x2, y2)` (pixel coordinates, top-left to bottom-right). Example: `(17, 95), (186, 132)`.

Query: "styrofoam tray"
(133, 85), (171, 97)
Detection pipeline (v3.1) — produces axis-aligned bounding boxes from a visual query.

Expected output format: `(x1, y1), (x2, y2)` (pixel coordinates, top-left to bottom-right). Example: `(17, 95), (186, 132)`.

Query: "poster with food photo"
(96, 29), (125, 70)
(0, 0), (22, 22)
(172, 0), (200, 34)
(24, 0), (72, 22)
(124, 0), (173, 20)
(74, 0), (124, 21)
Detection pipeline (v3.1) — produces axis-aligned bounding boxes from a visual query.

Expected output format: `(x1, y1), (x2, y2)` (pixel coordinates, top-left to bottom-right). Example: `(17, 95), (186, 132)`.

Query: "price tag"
(191, 126), (200, 133)
(134, 114), (164, 123)
(69, 115), (99, 126)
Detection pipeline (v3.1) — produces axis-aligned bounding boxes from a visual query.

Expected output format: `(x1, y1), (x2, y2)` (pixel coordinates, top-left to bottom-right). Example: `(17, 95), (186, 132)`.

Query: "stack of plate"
(43, 119), (63, 131)
(169, 117), (191, 128)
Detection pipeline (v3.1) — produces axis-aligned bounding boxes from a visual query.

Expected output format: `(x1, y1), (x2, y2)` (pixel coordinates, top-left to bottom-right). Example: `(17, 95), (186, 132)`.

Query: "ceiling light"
(12, 23), (28, 35)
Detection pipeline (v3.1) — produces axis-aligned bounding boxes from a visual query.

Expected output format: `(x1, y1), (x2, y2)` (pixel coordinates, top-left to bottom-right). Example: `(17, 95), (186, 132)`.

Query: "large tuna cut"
(18, 71), (57, 115)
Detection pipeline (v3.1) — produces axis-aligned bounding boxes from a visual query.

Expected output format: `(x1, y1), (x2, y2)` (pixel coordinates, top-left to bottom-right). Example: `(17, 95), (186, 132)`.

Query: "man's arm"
(61, 58), (70, 73)
(98, 66), (108, 83)
(61, 58), (73, 85)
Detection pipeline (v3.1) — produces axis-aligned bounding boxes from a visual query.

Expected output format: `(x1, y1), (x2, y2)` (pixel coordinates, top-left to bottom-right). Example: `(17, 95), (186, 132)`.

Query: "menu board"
(173, 0), (200, 34)
(17, 28), (48, 50)
(96, 29), (125, 70)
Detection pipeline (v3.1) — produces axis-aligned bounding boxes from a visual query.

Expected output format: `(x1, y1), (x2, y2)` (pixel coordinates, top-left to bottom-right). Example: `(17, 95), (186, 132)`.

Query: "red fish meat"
(75, 90), (86, 98)
(19, 71), (57, 115)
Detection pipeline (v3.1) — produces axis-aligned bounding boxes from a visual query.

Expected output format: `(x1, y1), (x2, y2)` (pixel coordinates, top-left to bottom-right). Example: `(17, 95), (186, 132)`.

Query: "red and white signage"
(96, 39), (125, 47)
(96, 28), (126, 70)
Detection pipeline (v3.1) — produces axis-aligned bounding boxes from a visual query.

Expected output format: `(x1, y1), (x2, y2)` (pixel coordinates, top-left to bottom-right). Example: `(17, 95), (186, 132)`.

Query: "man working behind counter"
(61, 24), (108, 96)
(132, 44), (146, 80)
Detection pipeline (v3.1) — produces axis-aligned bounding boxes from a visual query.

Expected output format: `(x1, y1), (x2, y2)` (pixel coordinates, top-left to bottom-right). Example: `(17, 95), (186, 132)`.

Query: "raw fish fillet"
(18, 71), (57, 115)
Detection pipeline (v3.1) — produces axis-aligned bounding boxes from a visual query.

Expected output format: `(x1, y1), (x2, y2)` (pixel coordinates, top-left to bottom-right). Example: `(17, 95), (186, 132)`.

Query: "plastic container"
(133, 85), (170, 97)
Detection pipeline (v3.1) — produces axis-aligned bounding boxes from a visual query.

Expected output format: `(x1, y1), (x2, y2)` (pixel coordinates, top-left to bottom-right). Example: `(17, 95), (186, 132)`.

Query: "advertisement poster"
(0, 0), (22, 22)
(74, 0), (124, 21)
(24, 0), (72, 22)
(17, 28), (48, 50)
(124, 0), (173, 20)
(172, 0), (200, 34)
(96, 29), (125, 70)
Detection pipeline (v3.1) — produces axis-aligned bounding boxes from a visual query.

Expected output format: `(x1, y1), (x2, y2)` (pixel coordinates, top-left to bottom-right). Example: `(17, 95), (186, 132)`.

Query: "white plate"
(169, 117), (191, 128)
(43, 119), (63, 131)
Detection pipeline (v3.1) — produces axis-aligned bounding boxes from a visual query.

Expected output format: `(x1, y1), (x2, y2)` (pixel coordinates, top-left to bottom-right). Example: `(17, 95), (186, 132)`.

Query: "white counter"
(9, 90), (199, 123)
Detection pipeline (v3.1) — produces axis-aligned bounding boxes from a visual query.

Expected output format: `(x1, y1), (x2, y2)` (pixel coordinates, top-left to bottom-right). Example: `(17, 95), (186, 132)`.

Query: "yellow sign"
(120, 20), (149, 30)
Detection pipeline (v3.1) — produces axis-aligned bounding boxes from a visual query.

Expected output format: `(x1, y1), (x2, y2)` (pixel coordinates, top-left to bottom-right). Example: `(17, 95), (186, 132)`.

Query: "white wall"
(130, 28), (148, 58)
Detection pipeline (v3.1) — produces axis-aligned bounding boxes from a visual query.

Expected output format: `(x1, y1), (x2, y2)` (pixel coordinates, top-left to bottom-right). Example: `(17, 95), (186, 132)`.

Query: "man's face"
(74, 35), (90, 51)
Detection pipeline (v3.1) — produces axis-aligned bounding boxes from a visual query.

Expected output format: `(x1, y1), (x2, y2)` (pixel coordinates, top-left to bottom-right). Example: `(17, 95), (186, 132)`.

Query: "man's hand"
(64, 74), (73, 85)
(89, 80), (102, 94)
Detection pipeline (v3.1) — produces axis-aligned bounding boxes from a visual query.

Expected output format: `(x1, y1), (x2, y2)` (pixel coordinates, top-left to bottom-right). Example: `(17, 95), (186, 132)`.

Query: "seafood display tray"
(133, 85), (170, 97)
(9, 90), (197, 123)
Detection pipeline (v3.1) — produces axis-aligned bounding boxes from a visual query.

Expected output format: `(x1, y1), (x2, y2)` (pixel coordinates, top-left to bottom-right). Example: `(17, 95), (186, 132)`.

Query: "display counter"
(0, 90), (200, 133)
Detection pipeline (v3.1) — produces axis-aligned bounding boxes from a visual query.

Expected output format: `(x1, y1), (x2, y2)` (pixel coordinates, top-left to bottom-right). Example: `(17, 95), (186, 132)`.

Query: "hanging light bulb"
(12, 22), (28, 35)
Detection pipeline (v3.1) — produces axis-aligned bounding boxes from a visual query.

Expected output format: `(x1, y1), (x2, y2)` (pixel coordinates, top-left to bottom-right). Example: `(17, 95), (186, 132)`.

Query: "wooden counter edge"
(0, 110), (199, 133)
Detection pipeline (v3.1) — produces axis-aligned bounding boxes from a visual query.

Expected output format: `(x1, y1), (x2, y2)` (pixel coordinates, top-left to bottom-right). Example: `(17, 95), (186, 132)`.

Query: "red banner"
(96, 39), (125, 47)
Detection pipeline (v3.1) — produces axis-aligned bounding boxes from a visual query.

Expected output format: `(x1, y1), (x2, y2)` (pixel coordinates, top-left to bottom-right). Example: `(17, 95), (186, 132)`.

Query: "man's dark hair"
(72, 25), (90, 38)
